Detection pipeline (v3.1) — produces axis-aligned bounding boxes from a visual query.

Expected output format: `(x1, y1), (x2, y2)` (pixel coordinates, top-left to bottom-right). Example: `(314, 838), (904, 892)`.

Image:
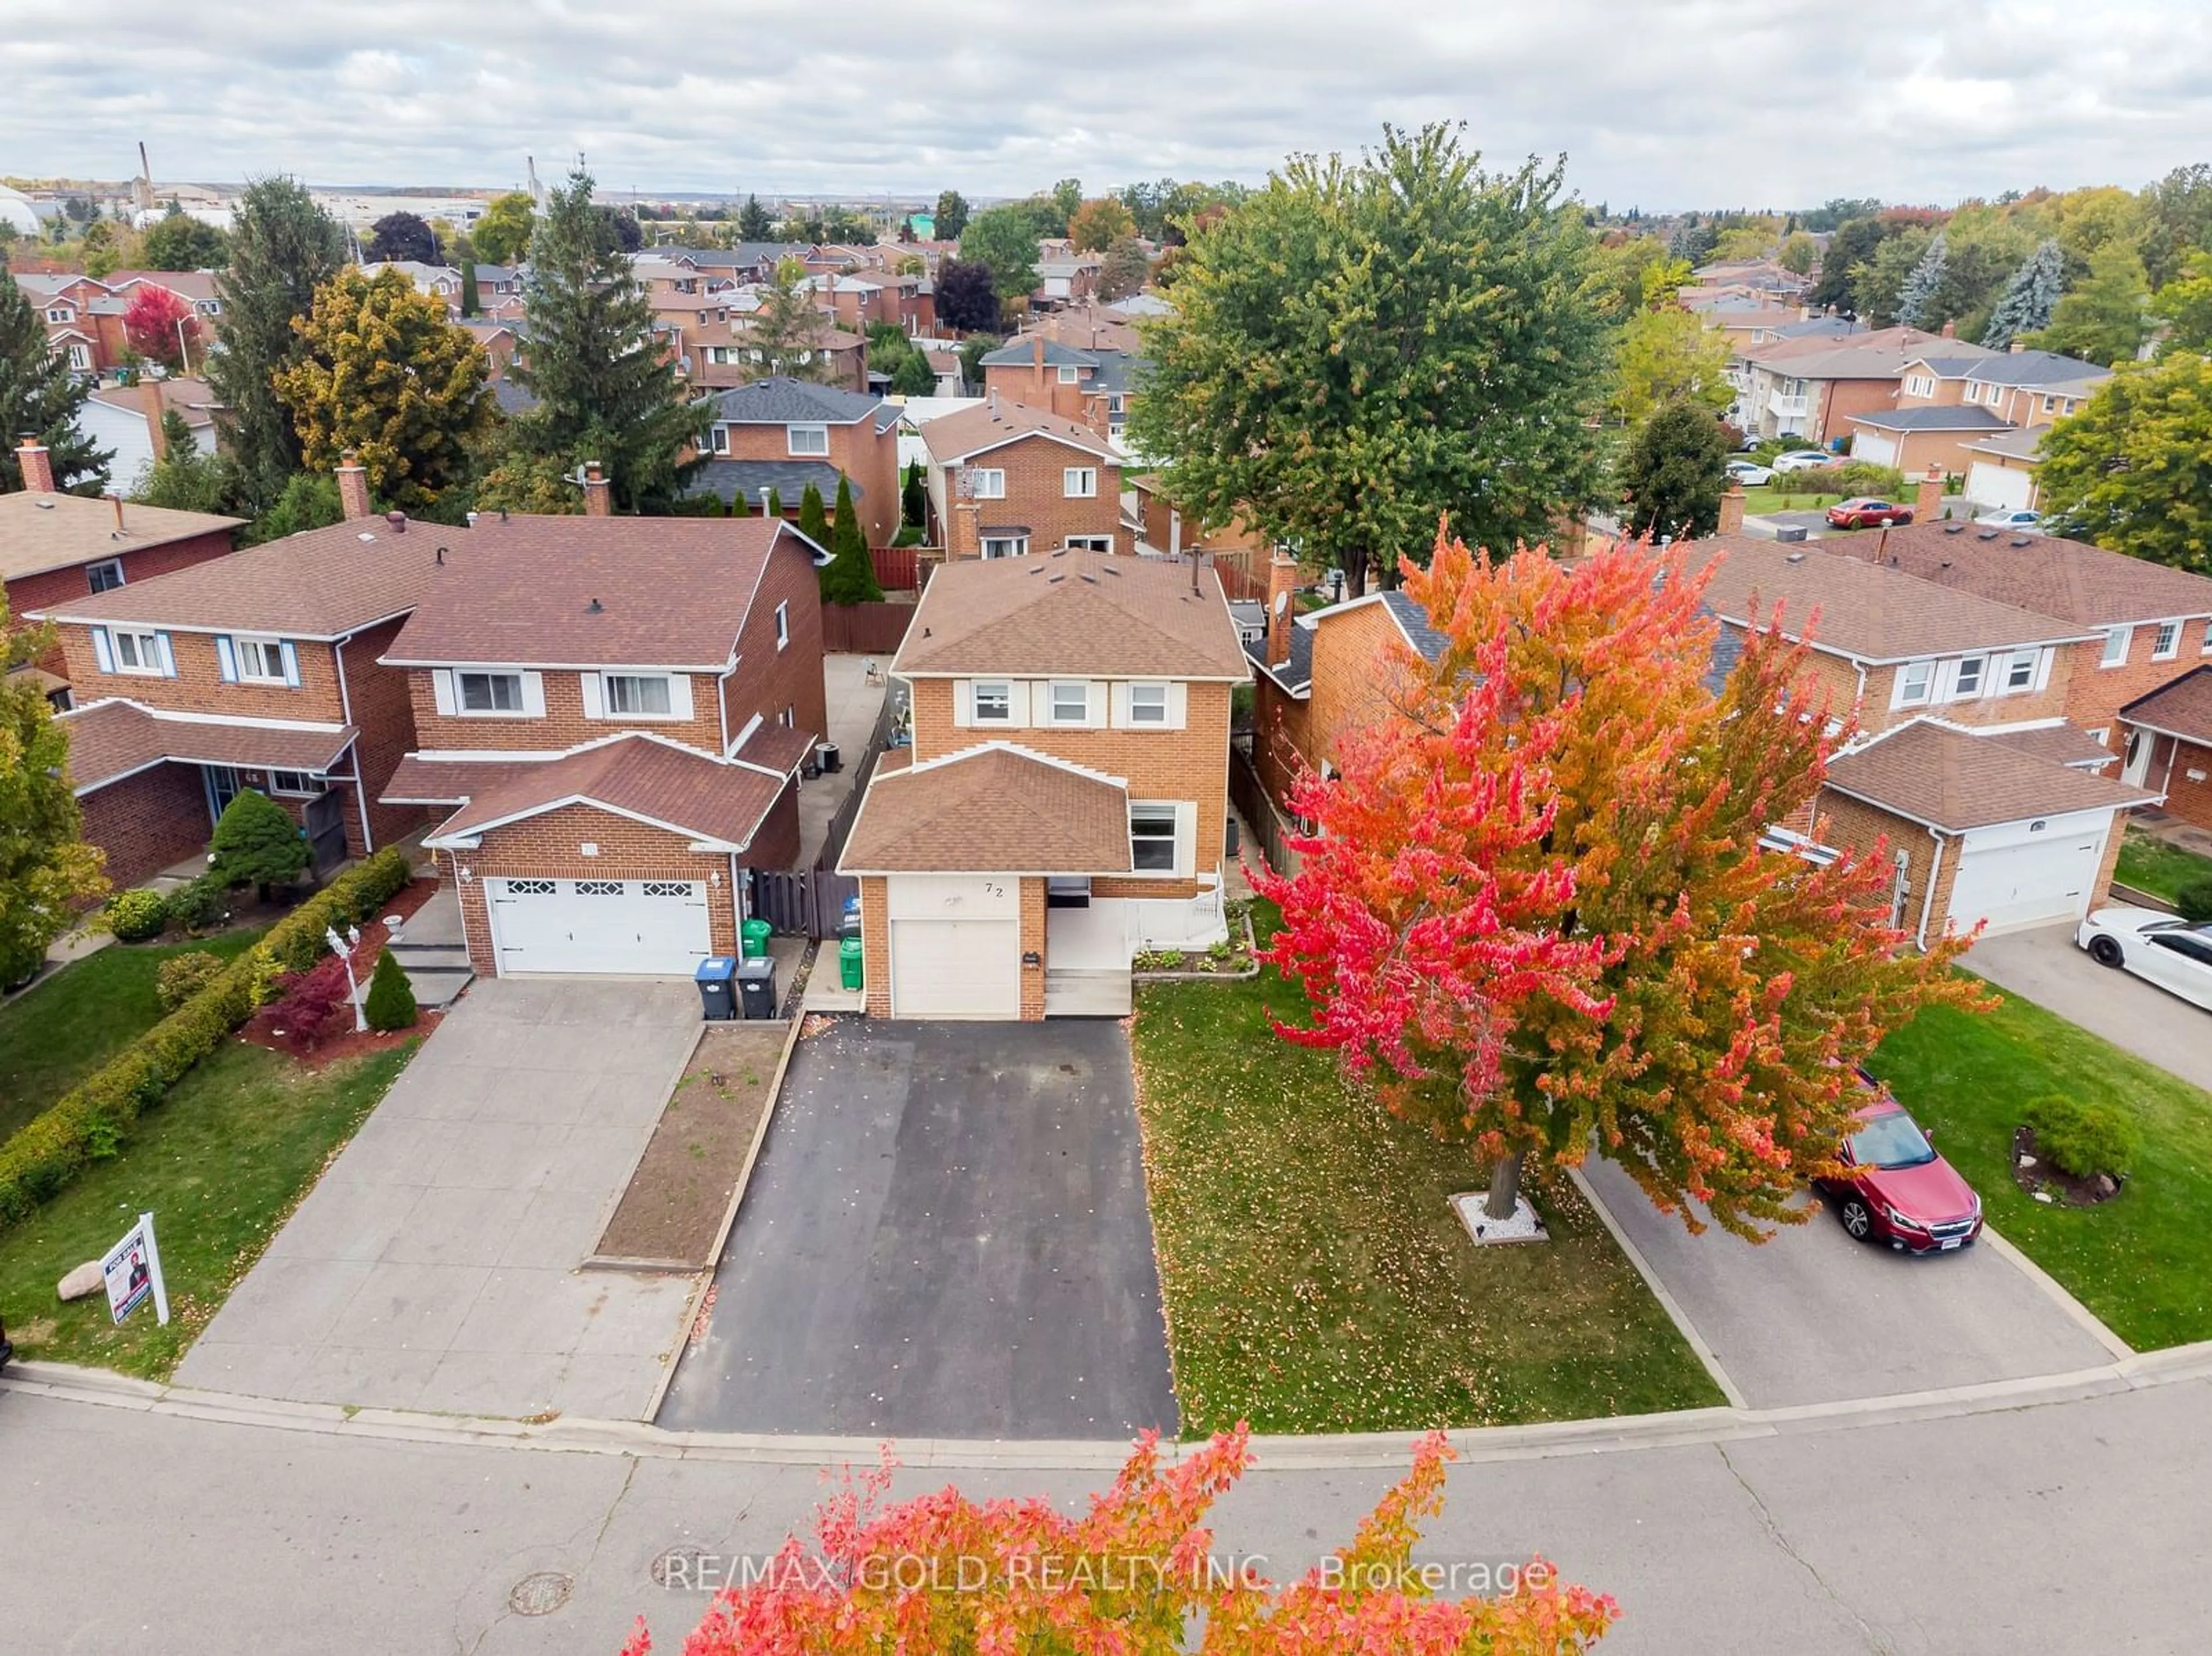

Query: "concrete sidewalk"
(175, 978), (701, 1420)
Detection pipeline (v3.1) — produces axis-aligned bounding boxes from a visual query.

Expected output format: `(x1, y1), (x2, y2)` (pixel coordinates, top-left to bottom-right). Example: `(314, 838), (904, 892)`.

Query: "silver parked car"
(2077, 908), (2212, 1013)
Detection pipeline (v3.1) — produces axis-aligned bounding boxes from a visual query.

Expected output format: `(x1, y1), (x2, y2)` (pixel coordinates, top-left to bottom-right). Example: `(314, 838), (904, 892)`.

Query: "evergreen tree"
(513, 168), (707, 510)
(740, 259), (832, 381)
(933, 190), (971, 241)
(2030, 241), (2153, 366)
(1616, 397), (1733, 540)
(1980, 240), (2066, 349)
(208, 787), (309, 899)
(820, 475), (883, 604)
(0, 271), (109, 494)
(767, 486), (784, 518)
(362, 946), (418, 1031)
(457, 233), (480, 317)
(132, 411), (226, 510)
(208, 176), (347, 511)
(796, 481), (830, 549)
(737, 195), (774, 241)
(1895, 231), (1949, 328)
(889, 348), (936, 397)
(901, 462), (926, 527)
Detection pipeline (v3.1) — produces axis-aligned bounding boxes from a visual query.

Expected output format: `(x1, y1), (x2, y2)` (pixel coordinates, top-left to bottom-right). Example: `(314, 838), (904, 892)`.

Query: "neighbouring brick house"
(377, 515), (827, 980)
(17, 270), (225, 378)
(921, 396), (1125, 560)
(838, 551), (1248, 1018)
(1726, 325), (1969, 445)
(1128, 474), (1274, 593)
(689, 377), (903, 547)
(1846, 347), (2109, 478)
(33, 461), (435, 888)
(3, 438), (241, 694)
(2119, 669), (2212, 834)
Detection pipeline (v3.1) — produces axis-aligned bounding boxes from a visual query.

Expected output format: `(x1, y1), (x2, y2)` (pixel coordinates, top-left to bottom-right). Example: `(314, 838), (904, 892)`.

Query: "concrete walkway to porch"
(795, 654), (892, 867)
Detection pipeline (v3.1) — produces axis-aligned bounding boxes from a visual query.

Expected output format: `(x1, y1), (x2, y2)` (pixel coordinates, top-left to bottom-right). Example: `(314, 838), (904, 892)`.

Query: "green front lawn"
(1740, 486), (1845, 517)
(1869, 990), (2212, 1352)
(1132, 964), (1724, 1437)
(2113, 827), (2212, 907)
(0, 930), (266, 1145)
(0, 1038), (414, 1378)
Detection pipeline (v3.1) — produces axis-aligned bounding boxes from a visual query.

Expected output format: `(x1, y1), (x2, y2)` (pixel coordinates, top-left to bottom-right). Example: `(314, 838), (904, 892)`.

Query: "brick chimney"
(1718, 482), (1747, 535)
(2008, 338), (2025, 354)
(582, 461), (611, 517)
(16, 437), (56, 494)
(1939, 320), (1956, 339)
(142, 378), (169, 464)
(336, 450), (372, 521)
(1266, 551), (1300, 667)
(1914, 465), (1944, 522)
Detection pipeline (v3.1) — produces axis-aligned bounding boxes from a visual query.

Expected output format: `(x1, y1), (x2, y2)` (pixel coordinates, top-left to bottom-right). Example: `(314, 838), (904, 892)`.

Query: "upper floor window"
(1904, 374), (1934, 397)
(710, 425), (730, 454)
(1048, 680), (1090, 724)
(232, 636), (290, 685)
(2002, 650), (2039, 694)
(1128, 683), (1169, 725)
(105, 627), (168, 676)
(1056, 365), (1080, 384)
(86, 559), (124, 594)
(972, 680), (1013, 723)
(46, 306), (73, 324)
(604, 673), (674, 717)
(968, 467), (1006, 499)
(1951, 655), (1984, 699)
(459, 670), (526, 713)
(2100, 626), (2132, 668)
(1065, 534), (1113, 552)
(2042, 395), (2059, 414)
(2153, 620), (2182, 661)
(1063, 467), (1097, 499)
(980, 535), (1028, 560)
(1895, 660), (1934, 707)
(787, 423), (829, 456)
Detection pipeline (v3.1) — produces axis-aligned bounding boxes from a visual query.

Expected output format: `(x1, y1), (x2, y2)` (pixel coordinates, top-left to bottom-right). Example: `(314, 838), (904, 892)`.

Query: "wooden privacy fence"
(822, 600), (917, 654)
(749, 681), (903, 936)
(870, 545), (922, 591)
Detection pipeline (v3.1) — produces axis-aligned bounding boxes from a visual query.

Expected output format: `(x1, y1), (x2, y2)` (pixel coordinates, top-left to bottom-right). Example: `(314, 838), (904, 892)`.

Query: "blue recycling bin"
(694, 954), (738, 1020)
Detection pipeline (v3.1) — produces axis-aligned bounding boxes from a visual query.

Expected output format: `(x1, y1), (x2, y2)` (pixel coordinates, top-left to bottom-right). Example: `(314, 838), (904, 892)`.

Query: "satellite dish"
(1272, 590), (1289, 616)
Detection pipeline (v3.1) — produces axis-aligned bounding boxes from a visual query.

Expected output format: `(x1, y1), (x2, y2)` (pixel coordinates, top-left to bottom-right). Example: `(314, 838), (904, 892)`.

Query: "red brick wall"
(10, 526), (236, 679)
(725, 537), (830, 748)
(75, 761), (210, 890)
(935, 434), (1122, 558)
(859, 873), (891, 1017)
(2147, 734), (2212, 833)
(336, 613), (426, 852)
(1020, 875), (1046, 1021)
(409, 666), (725, 755)
(2066, 620), (2212, 744)
(56, 623), (351, 724)
(442, 805), (740, 977)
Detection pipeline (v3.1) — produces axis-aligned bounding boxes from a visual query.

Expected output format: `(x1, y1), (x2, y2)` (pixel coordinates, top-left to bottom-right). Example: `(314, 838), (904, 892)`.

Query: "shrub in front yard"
(2027, 1094), (2142, 1180)
(104, 889), (168, 943)
(362, 947), (417, 1032)
(155, 950), (226, 1011)
(208, 787), (309, 898)
(2177, 878), (2212, 923)
(165, 871), (232, 933)
(254, 956), (354, 1055)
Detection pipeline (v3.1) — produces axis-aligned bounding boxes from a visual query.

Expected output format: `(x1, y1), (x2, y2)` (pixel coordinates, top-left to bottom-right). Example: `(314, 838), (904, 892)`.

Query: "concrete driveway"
(1578, 1157), (2115, 1409)
(657, 1018), (1177, 1438)
(175, 979), (700, 1420)
(1965, 920), (2212, 1093)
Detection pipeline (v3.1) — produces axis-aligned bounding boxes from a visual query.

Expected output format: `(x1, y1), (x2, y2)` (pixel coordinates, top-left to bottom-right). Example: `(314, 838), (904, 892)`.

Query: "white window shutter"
(156, 632), (177, 677)
(90, 627), (115, 674)
(279, 640), (301, 687)
(1088, 680), (1107, 728)
(1175, 801), (1196, 877)
(1109, 682), (1128, 727)
(214, 635), (238, 682)
(579, 673), (604, 718)
(520, 672), (546, 717)
(431, 668), (456, 715)
(1007, 681), (1029, 726)
(953, 680), (972, 727)
(1167, 681), (1188, 730)
(667, 674), (694, 720)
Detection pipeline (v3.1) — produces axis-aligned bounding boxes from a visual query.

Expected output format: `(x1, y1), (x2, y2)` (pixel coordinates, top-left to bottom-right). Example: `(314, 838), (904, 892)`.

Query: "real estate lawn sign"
(101, 1212), (171, 1327)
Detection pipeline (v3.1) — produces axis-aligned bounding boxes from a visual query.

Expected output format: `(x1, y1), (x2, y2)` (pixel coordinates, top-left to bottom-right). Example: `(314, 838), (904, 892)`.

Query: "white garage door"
(1946, 814), (2109, 937)
(1851, 430), (1899, 467)
(1966, 460), (2033, 513)
(488, 878), (712, 976)
(886, 874), (1021, 1018)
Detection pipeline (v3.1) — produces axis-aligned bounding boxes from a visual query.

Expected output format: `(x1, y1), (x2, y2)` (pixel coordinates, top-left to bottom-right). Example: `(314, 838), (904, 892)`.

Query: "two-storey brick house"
(35, 466), (436, 888)
(690, 378), (903, 547)
(378, 515), (827, 980)
(838, 551), (1248, 1018)
(921, 396), (1124, 560)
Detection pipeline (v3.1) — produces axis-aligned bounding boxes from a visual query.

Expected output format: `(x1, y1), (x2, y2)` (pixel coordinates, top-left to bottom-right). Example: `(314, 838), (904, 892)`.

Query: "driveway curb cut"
(1978, 1223), (2133, 1361)
(13, 1344), (2210, 1473)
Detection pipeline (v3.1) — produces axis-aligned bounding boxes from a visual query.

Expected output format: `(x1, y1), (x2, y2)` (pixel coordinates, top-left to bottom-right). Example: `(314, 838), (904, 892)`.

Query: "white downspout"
(1915, 826), (1946, 952)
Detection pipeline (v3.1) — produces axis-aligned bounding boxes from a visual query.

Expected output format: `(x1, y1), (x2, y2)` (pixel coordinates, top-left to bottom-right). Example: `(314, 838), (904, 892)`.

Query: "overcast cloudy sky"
(5, 1), (2207, 207)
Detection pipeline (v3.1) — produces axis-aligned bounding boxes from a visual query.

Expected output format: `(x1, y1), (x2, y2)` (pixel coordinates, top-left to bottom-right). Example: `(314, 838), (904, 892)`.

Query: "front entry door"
(203, 765), (243, 823)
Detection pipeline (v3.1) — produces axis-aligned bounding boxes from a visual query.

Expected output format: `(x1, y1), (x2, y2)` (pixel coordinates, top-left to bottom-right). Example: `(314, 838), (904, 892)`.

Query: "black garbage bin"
(694, 954), (738, 1020)
(817, 741), (840, 774)
(736, 954), (778, 1020)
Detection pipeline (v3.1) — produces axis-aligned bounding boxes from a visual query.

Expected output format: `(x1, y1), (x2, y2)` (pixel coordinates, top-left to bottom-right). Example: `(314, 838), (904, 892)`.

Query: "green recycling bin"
(740, 917), (772, 959)
(839, 934), (864, 991)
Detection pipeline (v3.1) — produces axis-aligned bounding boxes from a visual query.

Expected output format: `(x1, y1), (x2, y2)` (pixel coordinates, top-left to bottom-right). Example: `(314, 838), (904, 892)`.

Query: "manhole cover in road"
(508, 1571), (575, 1616)
(652, 1546), (710, 1588)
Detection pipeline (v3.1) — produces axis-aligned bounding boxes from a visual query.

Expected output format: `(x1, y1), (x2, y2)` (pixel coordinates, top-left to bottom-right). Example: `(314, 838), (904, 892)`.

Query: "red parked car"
(1814, 1080), (1983, 1253)
(1825, 498), (1915, 529)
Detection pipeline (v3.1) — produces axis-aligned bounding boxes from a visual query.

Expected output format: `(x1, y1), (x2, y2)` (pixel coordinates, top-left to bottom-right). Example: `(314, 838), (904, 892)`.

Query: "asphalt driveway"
(1966, 921), (2212, 1094)
(1578, 1157), (2115, 1409)
(657, 1018), (1177, 1439)
(175, 979), (700, 1420)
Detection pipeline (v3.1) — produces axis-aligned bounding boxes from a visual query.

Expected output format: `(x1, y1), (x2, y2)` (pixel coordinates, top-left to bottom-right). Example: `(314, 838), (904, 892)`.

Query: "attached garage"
(1946, 812), (2111, 935)
(1965, 460), (2034, 514)
(488, 877), (712, 976)
(885, 874), (1022, 1018)
(1849, 429), (1899, 468)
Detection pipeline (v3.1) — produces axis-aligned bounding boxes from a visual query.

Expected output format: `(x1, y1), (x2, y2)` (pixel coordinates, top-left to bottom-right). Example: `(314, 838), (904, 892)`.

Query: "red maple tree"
(623, 1428), (1615, 1654)
(1254, 529), (1986, 1236)
(122, 282), (200, 372)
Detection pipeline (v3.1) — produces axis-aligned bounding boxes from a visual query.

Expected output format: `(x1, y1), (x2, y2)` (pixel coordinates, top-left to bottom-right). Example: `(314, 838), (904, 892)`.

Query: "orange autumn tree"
(1253, 530), (1985, 1237)
(623, 1428), (1615, 1655)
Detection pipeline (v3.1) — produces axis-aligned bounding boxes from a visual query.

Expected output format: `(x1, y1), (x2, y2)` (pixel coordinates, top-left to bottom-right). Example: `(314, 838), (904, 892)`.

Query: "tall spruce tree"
(207, 176), (347, 510)
(513, 168), (707, 510)
(1895, 231), (1949, 329)
(1979, 240), (2065, 350)
(796, 481), (830, 550)
(0, 271), (109, 493)
(820, 474), (882, 604)
(457, 233), (480, 317)
(737, 195), (774, 241)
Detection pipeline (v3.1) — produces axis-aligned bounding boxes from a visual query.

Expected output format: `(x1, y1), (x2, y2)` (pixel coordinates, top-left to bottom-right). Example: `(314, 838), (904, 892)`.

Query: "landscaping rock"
(56, 1260), (103, 1302)
(2092, 1173), (2120, 1200)
(2018, 1154), (2037, 1169)
(2034, 1191), (2056, 1204)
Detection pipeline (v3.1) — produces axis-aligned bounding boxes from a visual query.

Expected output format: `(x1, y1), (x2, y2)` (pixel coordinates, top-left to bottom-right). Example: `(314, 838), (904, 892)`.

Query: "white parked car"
(1725, 459), (1774, 486)
(2077, 907), (2212, 1012)
(1771, 449), (1835, 473)
(1974, 509), (2044, 532)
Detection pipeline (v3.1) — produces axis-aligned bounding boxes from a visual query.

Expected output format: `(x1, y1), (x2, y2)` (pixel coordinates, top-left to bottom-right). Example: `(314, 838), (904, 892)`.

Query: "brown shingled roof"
(919, 398), (1119, 464)
(1694, 535), (2096, 663)
(60, 699), (357, 793)
(839, 744), (1133, 874)
(894, 550), (1249, 679)
(422, 736), (786, 851)
(37, 516), (440, 636)
(2123, 666), (2212, 744)
(1841, 522), (2212, 630)
(1, 491), (241, 585)
(1821, 720), (2158, 832)
(387, 516), (805, 669)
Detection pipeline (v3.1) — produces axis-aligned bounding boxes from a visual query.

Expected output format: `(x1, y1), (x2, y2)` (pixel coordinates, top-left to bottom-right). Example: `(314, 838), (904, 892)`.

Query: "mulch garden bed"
(1132, 911), (1261, 981)
(591, 1019), (792, 1268)
(2011, 1125), (2126, 1208)
(237, 878), (446, 1068)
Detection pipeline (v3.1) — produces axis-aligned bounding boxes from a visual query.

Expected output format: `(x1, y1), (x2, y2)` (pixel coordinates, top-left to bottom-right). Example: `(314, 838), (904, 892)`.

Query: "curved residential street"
(6, 1352), (2211, 1655)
